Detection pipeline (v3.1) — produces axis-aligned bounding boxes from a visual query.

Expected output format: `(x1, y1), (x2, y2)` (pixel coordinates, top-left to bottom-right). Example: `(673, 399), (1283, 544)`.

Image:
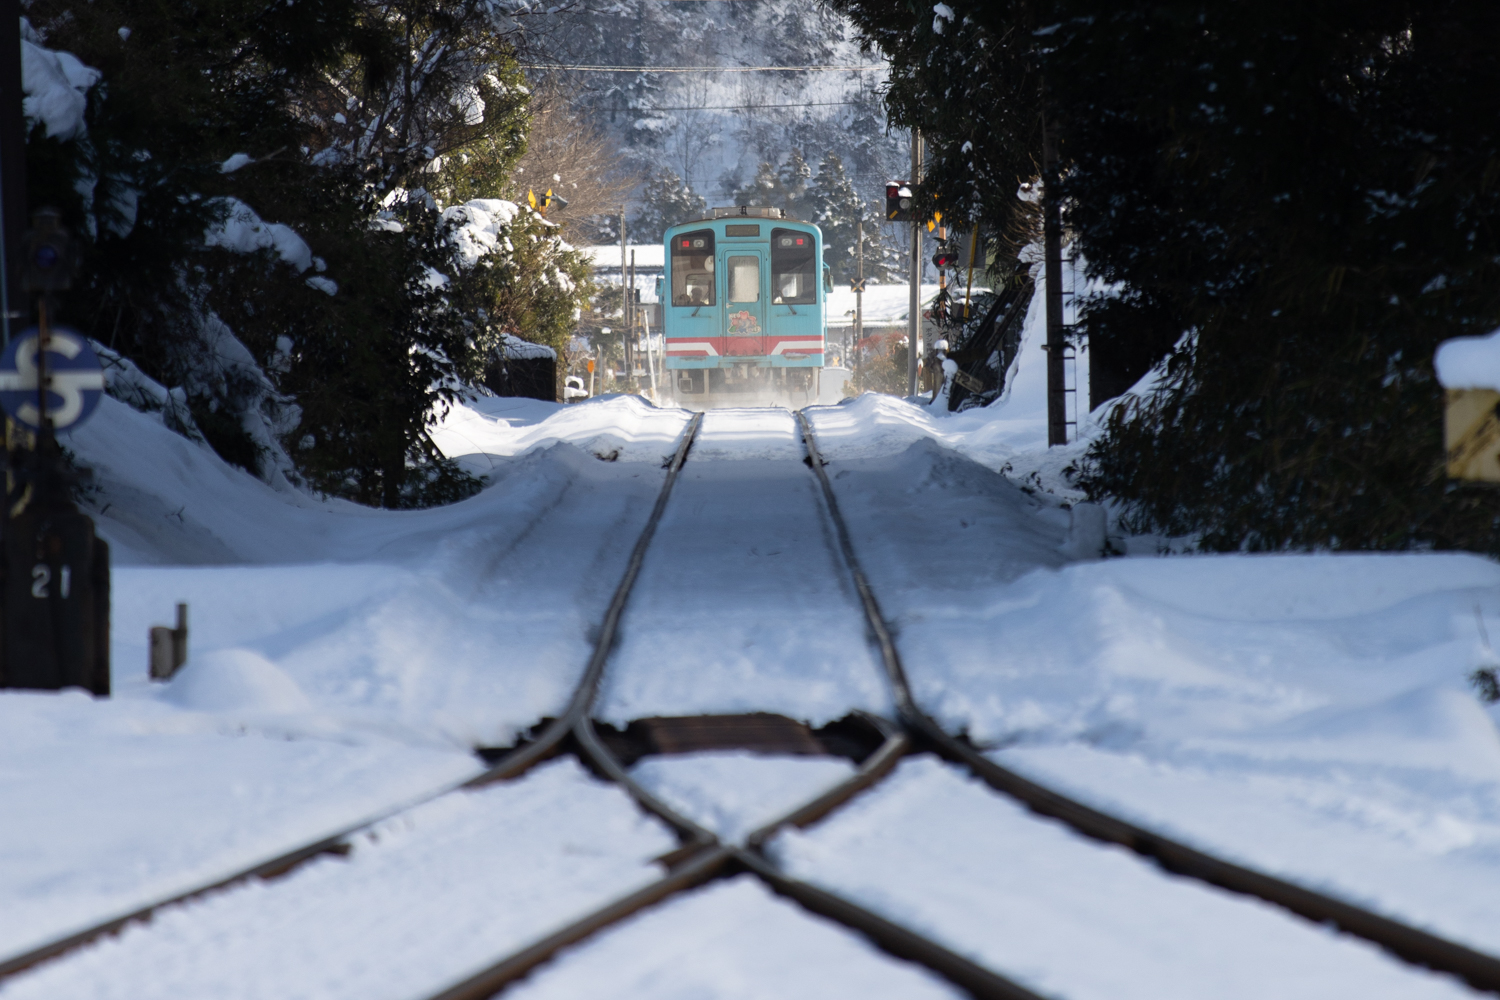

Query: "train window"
(727, 256), (760, 302)
(771, 228), (817, 305)
(671, 230), (716, 306)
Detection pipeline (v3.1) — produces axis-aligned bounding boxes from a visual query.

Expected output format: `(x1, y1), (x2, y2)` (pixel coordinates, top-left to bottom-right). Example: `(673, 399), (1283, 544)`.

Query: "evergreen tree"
(1054, 0), (1500, 551)
(833, 0), (1500, 552)
(824, 0), (1044, 256)
(731, 150), (815, 219)
(808, 151), (894, 284)
(776, 149), (813, 219)
(630, 168), (708, 243)
(732, 161), (783, 210)
(25, 0), (592, 507)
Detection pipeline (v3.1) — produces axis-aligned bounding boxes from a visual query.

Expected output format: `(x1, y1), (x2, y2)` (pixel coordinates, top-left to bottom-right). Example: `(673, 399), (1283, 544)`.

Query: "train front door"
(723, 250), (767, 359)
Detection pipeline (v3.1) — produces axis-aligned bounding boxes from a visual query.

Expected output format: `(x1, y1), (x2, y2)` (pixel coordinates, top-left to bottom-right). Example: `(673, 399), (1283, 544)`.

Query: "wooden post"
(149, 603), (188, 680)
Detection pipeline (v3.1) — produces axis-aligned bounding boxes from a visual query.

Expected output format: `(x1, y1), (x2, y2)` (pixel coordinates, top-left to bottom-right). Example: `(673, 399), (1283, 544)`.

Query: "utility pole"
(854, 219), (863, 375)
(1043, 113), (1068, 447)
(908, 129), (923, 398)
(619, 207), (631, 386)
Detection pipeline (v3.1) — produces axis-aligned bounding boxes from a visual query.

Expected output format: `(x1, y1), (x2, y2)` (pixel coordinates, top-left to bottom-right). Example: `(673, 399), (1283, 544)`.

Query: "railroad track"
(5, 407), (1500, 999)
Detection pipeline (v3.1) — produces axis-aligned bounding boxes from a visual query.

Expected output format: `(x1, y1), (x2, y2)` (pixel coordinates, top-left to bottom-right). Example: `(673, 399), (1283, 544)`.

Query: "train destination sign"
(0, 327), (106, 432)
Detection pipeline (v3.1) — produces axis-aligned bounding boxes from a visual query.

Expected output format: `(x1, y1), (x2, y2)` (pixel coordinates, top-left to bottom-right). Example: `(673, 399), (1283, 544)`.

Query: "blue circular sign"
(0, 327), (105, 432)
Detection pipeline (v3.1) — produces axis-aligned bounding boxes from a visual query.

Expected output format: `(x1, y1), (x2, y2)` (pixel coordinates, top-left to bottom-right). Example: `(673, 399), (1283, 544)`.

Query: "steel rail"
(417, 410), (1047, 1000)
(426, 718), (1044, 1000)
(794, 408), (1500, 996)
(466, 411), (706, 788)
(0, 414), (707, 985)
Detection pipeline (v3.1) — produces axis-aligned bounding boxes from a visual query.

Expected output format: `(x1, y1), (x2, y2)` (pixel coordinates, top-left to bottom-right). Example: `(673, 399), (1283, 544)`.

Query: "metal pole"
(628, 249), (637, 390)
(620, 207), (630, 383)
(963, 226), (978, 322)
(907, 129), (922, 398)
(854, 219), (863, 376)
(1043, 113), (1068, 447)
(0, 0), (25, 347)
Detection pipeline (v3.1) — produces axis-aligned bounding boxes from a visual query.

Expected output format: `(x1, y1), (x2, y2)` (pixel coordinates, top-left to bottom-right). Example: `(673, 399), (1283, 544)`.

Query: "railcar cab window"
(671, 230), (716, 306)
(728, 256), (760, 302)
(771, 228), (817, 305)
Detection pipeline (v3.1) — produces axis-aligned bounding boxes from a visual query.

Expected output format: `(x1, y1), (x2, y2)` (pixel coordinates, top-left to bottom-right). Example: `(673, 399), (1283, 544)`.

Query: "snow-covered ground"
(596, 407), (892, 726)
(4, 393), (691, 962)
(770, 757), (1478, 1000)
(797, 292), (1500, 958)
(630, 752), (858, 843)
(3, 294), (1498, 996)
(1, 760), (678, 1000)
(503, 876), (964, 1000)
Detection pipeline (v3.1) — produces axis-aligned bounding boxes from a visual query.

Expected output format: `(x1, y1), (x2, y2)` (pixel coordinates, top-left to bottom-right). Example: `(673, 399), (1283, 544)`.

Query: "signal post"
(0, 210), (111, 695)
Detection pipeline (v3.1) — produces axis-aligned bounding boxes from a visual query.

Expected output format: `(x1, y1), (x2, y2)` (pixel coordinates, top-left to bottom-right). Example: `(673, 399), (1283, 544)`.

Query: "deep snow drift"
(5, 393), (693, 960)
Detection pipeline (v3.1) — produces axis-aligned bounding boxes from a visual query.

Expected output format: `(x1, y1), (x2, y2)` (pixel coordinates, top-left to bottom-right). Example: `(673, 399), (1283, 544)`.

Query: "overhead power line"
(519, 64), (886, 73)
(644, 100), (868, 111)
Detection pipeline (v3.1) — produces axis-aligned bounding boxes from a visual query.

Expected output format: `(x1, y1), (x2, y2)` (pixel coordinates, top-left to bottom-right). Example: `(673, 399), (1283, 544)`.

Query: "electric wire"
(643, 100), (870, 111)
(519, 63), (885, 73)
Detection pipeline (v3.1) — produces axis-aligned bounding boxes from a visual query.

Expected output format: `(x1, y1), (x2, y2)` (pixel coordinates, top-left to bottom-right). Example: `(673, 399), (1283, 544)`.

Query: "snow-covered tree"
(631, 168), (708, 243)
(731, 149), (812, 218)
(808, 151), (896, 284)
(22, 0), (591, 508)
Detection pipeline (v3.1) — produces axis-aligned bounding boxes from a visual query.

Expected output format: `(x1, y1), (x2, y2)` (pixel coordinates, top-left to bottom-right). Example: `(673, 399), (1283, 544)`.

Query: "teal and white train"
(661, 207), (830, 405)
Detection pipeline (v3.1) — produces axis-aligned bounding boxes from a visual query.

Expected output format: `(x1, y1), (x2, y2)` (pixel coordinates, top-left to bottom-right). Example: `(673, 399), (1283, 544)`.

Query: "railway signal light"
(20, 208), (77, 292)
(886, 182), (913, 222)
(933, 242), (959, 269)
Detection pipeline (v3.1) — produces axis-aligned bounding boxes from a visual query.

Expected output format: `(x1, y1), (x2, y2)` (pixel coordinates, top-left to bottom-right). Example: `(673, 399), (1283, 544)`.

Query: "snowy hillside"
(533, 1), (901, 207)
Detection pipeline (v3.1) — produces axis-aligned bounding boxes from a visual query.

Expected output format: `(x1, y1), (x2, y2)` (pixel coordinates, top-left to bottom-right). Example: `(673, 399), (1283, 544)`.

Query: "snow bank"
(809, 268), (1096, 500)
(0, 392), (708, 968)
(430, 392), (690, 479)
(163, 648), (312, 714)
(1434, 325), (1500, 390)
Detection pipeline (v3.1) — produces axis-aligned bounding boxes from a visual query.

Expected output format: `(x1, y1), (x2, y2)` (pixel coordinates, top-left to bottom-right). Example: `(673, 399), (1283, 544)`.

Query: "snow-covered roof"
(1434, 327), (1500, 391)
(582, 245), (665, 270)
(825, 284), (988, 325)
(501, 333), (556, 361)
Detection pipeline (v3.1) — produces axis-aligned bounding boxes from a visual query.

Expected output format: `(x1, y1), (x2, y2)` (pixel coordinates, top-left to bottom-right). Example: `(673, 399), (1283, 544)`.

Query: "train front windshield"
(672, 230), (716, 306)
(771, 228), (816, 305)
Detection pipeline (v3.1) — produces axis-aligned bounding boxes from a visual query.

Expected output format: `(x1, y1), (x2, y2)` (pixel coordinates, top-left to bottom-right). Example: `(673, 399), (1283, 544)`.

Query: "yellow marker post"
(1446, 389), (1500, 482)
